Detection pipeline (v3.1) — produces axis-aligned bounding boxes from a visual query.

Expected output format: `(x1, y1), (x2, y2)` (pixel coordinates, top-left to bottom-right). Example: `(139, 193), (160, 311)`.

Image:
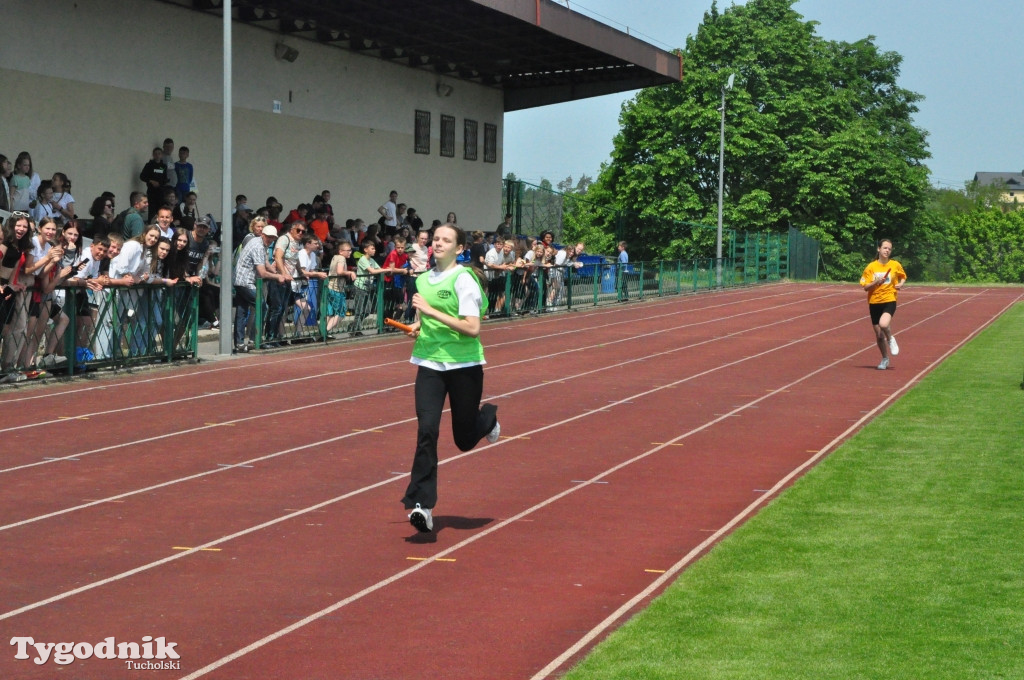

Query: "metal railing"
(2, 253), (784, 379)
(0, 282), (200, 377)
(240, 254), (777, 345)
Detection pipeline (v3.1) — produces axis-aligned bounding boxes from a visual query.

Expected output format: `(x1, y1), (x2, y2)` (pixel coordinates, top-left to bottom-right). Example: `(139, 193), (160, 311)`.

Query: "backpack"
(110, 208), (131, 239)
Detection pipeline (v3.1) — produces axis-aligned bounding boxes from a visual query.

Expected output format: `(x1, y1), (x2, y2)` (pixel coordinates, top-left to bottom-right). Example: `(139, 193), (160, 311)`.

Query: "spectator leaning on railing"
(1, 212), (33, 382)
(484, 238), (516, 316)
(233, 224), (286, 353)
(293, 233), (327, 338)
(92, 233), (131, 361)
(20, 217), (63, 371)
(382, 234), (410, 325)
(67, 236), (111, 357)
(348, 239), (397, 337)
(265, 220), (306, 347)
(325, 241), (356, 335)
(109, 226), (160, 356)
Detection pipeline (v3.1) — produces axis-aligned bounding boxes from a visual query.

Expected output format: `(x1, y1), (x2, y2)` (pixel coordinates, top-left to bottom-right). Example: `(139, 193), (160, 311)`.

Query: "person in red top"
(309, 206), (330, 243)
(382, 234), (410, 324)
(283, 203), (309, 228)
(859, 237), (907, 371)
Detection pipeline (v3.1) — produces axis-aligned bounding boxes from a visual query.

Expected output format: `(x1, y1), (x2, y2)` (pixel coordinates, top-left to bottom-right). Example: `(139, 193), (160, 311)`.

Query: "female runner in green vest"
(400, 224), (501, 533)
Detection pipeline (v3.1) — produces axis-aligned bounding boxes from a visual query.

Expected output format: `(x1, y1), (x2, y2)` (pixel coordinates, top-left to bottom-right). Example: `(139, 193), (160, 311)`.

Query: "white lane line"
(0, 290), (976, 622)
(0, 284), (790, 406)
(0, 294), (861, 527)
(529, 288), (1024, 680)
(176, 289), (1004, 680)
(0, 285), (805, 419)
(0, 289), (851, 470)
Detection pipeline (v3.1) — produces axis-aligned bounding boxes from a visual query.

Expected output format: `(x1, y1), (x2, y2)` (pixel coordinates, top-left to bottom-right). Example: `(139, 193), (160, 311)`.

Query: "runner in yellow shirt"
(859, 238), (906, 370)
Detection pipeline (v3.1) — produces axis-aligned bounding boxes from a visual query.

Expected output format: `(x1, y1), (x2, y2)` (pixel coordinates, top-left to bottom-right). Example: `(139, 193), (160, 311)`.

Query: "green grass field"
(566, 303), (1024, 680)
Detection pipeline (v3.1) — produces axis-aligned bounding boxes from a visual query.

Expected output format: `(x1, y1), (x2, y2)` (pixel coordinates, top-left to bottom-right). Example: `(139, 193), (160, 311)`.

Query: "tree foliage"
(946, 209), (1024, 283)
(588, 0), (930, 277)
(900, 184), (1024, 282)
(504, 173), (614, 251)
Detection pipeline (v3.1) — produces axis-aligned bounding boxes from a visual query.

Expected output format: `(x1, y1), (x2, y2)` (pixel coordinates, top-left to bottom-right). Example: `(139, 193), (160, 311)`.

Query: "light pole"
(717, 72), (735, 287)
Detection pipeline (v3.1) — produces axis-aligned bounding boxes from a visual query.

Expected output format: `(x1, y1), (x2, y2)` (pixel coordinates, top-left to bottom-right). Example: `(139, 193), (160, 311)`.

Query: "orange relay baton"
(384, 318), (415, 333)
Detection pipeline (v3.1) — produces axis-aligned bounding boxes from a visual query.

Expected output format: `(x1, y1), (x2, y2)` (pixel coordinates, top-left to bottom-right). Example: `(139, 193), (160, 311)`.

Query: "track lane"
(2, 282), (1015, 680)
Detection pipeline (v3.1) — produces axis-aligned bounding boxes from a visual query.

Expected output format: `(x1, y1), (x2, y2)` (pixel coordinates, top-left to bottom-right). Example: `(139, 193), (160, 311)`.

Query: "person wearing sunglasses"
(263, 221), (306, 347)
(88, 194), (116, 239)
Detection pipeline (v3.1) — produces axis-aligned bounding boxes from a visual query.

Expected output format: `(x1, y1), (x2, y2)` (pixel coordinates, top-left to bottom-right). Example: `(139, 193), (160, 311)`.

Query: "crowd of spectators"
(2, 143), (599, 382)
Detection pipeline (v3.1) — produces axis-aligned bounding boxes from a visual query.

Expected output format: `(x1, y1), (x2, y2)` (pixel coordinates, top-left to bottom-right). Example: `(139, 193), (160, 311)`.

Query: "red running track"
(1, 282), (1020, 679)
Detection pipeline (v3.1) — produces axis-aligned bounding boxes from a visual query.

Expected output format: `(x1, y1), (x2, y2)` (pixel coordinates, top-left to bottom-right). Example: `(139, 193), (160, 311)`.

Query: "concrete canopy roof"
(163, 0), (683, 111)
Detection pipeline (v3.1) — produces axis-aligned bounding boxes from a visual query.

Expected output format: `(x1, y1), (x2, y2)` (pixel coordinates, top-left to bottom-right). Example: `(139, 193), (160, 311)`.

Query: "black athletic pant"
(401, 364), (497, 511)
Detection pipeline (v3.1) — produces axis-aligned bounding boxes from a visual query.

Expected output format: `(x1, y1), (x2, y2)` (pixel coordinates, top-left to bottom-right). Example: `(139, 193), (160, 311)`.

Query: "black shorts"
(869, 301), (896, 325)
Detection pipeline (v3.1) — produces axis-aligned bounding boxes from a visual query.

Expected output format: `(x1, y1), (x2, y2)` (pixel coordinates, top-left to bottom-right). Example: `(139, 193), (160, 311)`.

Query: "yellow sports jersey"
(860, 259), (906, 304)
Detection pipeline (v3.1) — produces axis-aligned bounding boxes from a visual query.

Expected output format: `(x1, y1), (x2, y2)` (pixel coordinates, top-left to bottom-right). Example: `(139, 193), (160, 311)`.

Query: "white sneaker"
(486, 420), (501, 444)
(889, 336), (899, 356)
(38, 354), (67, 369)
(877, 357), (889, 370)
(408, 503), (433, 533)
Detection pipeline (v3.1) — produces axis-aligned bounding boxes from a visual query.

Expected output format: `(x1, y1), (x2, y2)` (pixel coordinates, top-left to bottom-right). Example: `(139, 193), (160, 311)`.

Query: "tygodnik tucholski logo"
(10, 636), (181, 669)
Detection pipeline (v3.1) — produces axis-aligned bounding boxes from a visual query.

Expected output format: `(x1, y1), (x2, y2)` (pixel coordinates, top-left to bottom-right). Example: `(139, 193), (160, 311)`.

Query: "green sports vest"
(412, 266), (488, 363)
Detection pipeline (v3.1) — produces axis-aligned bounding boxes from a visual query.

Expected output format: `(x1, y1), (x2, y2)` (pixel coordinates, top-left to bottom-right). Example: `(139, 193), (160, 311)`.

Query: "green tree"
(589, 0), (930, 276)
(946, 209), (1024, 282)
(562, 175), (617, 255)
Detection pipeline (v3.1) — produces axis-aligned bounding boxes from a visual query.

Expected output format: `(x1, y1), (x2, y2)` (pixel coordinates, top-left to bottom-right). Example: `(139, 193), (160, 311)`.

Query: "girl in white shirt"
(49, 173), (75, 226)
(294, 234), (327, 336)
(110, 226), (160, 356)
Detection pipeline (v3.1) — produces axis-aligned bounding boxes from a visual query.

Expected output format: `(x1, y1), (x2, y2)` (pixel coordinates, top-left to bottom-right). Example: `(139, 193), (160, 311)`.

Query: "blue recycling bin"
(600, 265), (617, 293)
(575, 255), (604, 278)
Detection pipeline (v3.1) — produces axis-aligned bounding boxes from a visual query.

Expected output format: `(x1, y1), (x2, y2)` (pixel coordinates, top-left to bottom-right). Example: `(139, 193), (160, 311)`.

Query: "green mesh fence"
(0, 282), (200, 378)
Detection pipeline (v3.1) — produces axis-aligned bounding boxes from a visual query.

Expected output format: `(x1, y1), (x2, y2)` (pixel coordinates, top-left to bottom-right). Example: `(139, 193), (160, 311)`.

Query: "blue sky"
(504, 0), (1023, 190)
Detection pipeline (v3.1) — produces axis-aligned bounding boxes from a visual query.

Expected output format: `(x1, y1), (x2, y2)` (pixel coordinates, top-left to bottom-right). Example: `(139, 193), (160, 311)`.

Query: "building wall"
(0, 0), (504, 231)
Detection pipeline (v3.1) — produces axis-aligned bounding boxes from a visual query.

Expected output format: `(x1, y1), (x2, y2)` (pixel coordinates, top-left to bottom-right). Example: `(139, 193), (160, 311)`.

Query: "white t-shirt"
(382, 200), (397, 227)
(73, 247), (105, 306)
(30, 238), (52, 269)
(53, 191), (75, 223)
(275, 234), (302, 278)
(31, 200), (55, 225)
(74, 248), (103, 281)
(293, 249), (319, 292)
(408, 243), (429, 273)
(484, 248), (513, 280)
(110, 240), (151, 280)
